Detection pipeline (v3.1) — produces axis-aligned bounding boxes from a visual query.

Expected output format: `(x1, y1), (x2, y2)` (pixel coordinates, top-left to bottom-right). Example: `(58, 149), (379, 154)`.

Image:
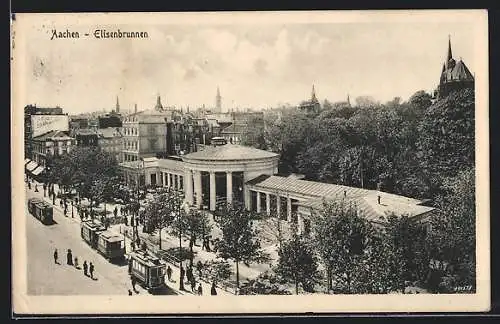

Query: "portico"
(181, 144), (279, 211)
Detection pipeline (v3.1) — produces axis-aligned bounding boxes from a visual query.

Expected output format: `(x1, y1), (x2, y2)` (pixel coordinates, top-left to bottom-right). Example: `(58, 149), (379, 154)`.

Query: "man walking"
(83, 261), (88, 276)
(179, 265), (185, 290)
(53, 248), (58, 264)
(211, 282), (217, 296)
(89, 262), (95, 279)
(166, 265), (172, 282)
(197, 283), (203, 296)
(66, 249), (73, 266)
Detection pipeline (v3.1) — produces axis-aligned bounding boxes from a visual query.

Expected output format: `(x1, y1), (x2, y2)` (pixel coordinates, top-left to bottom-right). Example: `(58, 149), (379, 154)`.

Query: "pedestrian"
(89, 262), (95, 279)
(53, 248), (58, 264)
(196, 260), (203, 278)
(35, 184), (39, 192)
(180, 265), (185, 290)
(113, 207), (118, 218)
(190, 278), (196, 293)
(128, 289), (133, 296)
(186, 266), (193, 285)
(197, 283), (203, 296)
(166, 265), (172, 282)
(131, 276), (137, 291)
(83, 261), (88, 276)
(211, 282), (217, 296)
(28, 181), (31, 190)
(67, 249), (73, 266)
(74, 256), (79, 268)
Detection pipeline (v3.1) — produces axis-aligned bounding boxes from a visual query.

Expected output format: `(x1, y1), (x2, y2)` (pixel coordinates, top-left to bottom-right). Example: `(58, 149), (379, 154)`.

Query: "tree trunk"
(236, 261), (240, 295)
(295, 279), (299, 295)
(189, 237), (194, 268)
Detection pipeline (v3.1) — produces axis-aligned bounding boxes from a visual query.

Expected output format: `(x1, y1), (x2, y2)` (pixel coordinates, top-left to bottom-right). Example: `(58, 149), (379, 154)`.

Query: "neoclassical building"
(119, 142), (435, 235)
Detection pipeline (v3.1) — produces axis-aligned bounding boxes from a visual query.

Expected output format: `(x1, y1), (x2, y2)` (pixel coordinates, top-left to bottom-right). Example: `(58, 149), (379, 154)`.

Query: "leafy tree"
(200, 260), (232, 284)
(182, 209), (212, 267)
(215, 203), (269, 293)
(418, 88), (475, 182)
(428, 167), (475, 292)
(311, 200), (373, 293)
(275, 233), (320, 294)
(239, 271), (292, 295)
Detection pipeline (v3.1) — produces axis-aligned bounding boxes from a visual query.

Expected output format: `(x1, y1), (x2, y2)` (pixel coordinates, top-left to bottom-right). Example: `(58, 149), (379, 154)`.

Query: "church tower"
(215, 87), (222, 113)
(435, 36), (475, 99)
(115, 96), (120, 113)
(155, 94), (164, 111)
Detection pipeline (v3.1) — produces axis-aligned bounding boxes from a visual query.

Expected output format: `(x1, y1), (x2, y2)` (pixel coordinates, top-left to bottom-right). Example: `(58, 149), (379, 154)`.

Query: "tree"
(311, 200), (373, 293)
(200, 260), (232, 284)
(142, 188), (176, 249)
(239, 271), (292, 295)
(275, 233), (320, 294)
(215, 203), (269, 293)
(428, 167), (475, 292)
(182, 208), (212, 267)
(417, 88), (475, 182)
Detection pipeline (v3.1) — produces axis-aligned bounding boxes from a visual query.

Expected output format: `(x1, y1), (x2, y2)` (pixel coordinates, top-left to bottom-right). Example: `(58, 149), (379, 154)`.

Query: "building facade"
(119, 142), (434, 235)
(97, 127), (124, 163)
(122, 109), (170, 162)
(24, 105), (68, 159)
(30, 130), (75, 172)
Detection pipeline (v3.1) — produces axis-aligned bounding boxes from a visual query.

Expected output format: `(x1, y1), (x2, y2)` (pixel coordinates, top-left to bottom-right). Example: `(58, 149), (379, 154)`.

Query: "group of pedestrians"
(53, 248), (96, 280)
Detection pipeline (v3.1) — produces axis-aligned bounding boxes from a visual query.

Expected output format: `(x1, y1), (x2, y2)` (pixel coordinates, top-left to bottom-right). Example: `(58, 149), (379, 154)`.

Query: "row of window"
(124, 127), (138, 136)
(124, 141), (138, 150)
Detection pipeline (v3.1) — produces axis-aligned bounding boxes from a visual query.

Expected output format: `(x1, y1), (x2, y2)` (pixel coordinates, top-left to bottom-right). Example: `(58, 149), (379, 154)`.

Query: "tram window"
(150, 267), (158, 277)
(120, 241), (125, 249)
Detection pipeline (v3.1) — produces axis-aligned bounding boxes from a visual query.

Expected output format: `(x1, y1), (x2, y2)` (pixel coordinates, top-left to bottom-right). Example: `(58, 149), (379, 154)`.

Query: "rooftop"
(32, 130), (73, 141)
(182, 144), (279, 161)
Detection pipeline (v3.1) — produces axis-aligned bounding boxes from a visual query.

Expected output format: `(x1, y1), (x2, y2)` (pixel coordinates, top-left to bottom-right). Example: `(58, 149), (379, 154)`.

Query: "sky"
(20, 14), (479, 114)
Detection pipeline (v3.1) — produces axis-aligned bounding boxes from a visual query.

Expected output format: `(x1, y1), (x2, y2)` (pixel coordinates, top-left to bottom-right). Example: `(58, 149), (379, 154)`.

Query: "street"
(25, 185), (168, 296)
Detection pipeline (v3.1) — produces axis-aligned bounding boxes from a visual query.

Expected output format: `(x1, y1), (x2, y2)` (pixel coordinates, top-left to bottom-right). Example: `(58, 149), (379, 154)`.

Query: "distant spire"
(215, 86), (222, 112)
(311, 84), (318, 102)
(155, 94), (163, 111)
(134, 103), (138, 114)
(116, 96), (120, 113)
(347, 94), (351, 106)
(447, 35), (453, 62)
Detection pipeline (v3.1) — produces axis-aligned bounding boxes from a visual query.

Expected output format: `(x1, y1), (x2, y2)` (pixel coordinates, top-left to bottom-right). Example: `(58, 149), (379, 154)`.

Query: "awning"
(26, 161), (38, 172)
(31, 166), (45, 176)
(24, 159), (31, 165)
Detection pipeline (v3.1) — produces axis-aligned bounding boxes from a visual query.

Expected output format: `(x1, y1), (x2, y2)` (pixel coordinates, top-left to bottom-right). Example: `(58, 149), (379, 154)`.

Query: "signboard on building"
(31, 115), (69, 138)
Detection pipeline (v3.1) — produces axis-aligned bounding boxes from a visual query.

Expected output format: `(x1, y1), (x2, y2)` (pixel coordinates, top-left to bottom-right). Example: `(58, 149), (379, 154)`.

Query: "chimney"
(377, 195), (381, 204)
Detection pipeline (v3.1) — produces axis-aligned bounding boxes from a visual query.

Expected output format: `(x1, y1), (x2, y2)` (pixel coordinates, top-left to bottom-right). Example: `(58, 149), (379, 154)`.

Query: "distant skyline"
(21, 14), (478, 114)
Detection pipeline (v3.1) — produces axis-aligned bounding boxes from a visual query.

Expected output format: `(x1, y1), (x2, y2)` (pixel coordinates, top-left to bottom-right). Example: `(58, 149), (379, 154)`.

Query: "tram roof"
(130, 250), (164, 267)
(99, 231), (123, 242)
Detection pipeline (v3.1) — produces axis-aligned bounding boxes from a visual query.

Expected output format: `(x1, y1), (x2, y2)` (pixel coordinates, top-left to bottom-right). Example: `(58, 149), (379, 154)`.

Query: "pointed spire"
(447, 35), (453, 62)
(215, 86), (222, 112)
(134, 103), (138, 114)
(116, 96), (120, 113)
(347, 94), (351, 106)
(311, 84), (317, 102)
(155, 94), (163, 111)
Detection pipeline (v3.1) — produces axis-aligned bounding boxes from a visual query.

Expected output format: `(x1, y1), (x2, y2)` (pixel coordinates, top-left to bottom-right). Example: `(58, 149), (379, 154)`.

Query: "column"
(287, 196), (292, 222)
(176, 174), (180, 190)
(167, 173), (171, 188)
(266, 193), (271, 215)
(244, 187), (251, 210)
(226, 171), (233, 206)
(185, 169), (193, 205)
(157, 171), (161, 186)
(194, 171), (202, 208)
(276, 196), (281, 219)
(297, 213), (304, 235)
(256, 192), (261, 213)
(209, 171), (216, 211)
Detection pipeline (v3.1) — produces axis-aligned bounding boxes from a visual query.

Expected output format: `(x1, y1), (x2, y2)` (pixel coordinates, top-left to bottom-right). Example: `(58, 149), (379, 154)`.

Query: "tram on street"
(96, 230), (126, 261)
(80, 220), (106, 249)
(128, 250), (166, 291)
(27, 197), (53, 225)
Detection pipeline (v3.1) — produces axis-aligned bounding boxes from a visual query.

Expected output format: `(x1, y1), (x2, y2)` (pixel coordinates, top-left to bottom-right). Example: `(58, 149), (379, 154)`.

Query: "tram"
(80, 220), (106, 249)
(96, 230), (126, 261)
(128, 250), (166, 290)
(81, 220), (126, 261)
(27, 197), (53, 225)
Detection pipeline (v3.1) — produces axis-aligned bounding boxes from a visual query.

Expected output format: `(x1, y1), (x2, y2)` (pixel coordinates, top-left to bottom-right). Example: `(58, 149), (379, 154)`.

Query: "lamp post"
(177, 190), (186, 291)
